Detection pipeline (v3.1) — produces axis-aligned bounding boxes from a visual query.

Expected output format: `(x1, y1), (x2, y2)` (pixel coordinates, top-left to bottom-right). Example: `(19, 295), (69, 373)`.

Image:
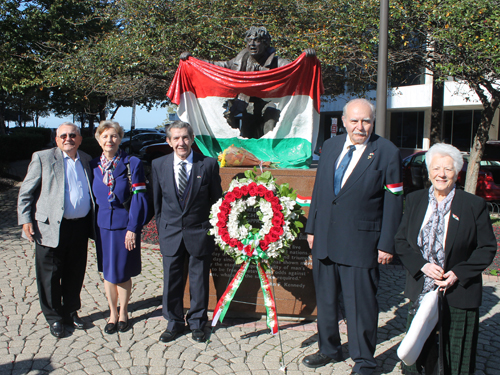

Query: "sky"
(36, 106), (172, 131)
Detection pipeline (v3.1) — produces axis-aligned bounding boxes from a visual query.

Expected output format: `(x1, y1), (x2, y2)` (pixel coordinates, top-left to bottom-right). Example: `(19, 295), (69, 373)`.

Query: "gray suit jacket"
(18, 147), (94, 248)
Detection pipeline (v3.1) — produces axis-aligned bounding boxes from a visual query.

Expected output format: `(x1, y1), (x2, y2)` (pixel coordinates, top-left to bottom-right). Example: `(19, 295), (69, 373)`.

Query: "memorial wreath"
(209, 169), (304, 334)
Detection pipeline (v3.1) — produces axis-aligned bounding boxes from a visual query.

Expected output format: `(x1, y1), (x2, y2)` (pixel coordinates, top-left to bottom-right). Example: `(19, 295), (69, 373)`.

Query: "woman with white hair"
(395, 143), (496, 374)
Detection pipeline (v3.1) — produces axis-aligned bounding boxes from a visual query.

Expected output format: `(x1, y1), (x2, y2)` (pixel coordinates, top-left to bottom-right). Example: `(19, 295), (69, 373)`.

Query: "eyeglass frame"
(58, 133), (78, 140)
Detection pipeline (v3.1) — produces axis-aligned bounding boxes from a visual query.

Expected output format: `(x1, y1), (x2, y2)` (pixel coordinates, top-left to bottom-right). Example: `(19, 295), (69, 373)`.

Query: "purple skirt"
(96, 227), (141, 284)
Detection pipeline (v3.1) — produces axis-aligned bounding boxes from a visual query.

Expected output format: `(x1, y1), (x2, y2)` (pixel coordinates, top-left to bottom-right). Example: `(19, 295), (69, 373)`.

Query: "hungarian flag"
(167, 53), (323, 168)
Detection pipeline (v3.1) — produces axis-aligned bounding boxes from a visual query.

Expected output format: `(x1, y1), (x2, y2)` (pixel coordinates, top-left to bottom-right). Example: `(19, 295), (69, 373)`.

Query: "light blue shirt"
(63, 151), (91, 219)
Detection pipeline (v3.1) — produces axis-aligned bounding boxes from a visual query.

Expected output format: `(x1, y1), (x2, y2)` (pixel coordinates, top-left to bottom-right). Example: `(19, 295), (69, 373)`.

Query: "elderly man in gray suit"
(18, 122), (93, 338)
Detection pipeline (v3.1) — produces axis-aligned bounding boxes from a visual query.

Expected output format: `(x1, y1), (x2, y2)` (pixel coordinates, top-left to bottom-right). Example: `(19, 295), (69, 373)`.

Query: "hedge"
(0, 134), (46, 161)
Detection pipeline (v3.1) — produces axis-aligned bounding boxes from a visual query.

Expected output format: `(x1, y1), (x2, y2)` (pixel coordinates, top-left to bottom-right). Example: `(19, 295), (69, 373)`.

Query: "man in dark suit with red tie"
(152, 120), (222, 343)
(303, 99), (403, 374)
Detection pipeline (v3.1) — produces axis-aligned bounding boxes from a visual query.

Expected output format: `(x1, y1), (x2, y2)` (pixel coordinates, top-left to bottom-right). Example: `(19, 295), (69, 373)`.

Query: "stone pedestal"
(183, 167), (318, 318)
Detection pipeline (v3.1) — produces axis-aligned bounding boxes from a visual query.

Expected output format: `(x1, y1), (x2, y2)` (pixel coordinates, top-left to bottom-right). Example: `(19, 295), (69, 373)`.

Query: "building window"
(443, 110), (482, 152)
(390, 111), (424, 149)
(316, 112), (345, 155)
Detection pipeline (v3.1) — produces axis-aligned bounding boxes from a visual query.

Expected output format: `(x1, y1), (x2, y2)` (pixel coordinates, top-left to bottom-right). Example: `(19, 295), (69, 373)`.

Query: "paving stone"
(1, 182), (500, 375)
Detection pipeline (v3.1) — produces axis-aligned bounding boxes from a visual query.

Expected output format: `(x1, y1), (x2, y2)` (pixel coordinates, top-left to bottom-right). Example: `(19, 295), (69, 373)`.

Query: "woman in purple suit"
(91, 121), (149, 334)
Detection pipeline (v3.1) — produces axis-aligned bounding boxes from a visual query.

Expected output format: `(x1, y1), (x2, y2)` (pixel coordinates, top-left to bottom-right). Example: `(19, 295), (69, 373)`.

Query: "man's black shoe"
(302, 351), (341, 368)
(191, 329), (206, 343)
(68, 312), (85, 330)
(159, 329), (180, 343)
(50, 321), (65, 338)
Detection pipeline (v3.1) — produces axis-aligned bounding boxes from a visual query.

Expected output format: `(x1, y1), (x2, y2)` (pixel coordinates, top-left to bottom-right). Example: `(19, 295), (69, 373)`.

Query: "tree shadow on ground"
(0, 358), (55, 374)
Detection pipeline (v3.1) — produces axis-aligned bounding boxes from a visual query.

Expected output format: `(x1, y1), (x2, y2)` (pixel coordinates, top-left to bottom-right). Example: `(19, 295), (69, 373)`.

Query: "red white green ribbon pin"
(384, 182), (404, 195)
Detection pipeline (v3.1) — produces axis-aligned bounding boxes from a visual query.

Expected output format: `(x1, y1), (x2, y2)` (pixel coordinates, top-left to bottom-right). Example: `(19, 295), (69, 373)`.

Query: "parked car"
(402, 150), (500, 201)
(139, 142), (202, 164)
(120, 132), (167, 155)
(123, 128), (164, 139)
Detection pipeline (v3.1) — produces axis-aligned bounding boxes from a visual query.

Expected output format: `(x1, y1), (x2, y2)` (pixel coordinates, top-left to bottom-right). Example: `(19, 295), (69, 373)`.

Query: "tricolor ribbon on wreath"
(209, 169), (305, 335)
(211, 233), (279, 334)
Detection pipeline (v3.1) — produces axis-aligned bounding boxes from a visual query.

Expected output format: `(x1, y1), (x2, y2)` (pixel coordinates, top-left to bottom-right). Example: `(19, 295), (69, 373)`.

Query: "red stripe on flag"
(167, 53), (324, 112)
(297, 194), (312, 200)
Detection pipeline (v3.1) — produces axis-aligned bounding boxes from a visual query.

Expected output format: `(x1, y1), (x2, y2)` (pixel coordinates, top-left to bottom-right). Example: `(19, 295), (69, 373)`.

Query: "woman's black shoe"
(117, 319), (130, 332)
(104, 321), (117, 334)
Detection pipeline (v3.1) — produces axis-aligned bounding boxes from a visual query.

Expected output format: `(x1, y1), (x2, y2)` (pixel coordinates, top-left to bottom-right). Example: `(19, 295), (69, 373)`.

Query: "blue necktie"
(334, 145), (355, 195)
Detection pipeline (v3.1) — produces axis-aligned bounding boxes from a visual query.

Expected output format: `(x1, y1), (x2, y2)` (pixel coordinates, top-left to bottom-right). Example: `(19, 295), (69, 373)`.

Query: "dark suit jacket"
(395, 189), (496, 309)
(305, 133), (403, 268)
(152, 152), (222, 257)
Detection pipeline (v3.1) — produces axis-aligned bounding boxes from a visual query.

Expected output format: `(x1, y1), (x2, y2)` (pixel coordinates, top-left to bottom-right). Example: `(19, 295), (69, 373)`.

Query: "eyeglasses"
(58, 133), (77, 140)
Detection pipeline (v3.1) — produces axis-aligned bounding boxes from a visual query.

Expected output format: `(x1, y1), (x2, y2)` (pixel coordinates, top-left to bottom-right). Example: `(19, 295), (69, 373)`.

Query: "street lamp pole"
(376, 0), (389, 138)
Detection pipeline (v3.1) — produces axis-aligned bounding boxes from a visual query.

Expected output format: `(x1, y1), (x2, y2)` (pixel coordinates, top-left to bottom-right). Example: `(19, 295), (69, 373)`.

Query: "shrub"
(79, 137), (102, 159)
(0, 134), (45, 161)
(9, 127), (53, 145)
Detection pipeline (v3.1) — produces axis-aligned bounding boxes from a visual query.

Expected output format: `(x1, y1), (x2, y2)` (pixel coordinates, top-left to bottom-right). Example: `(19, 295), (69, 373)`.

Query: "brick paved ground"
(1, 182), (500, 375)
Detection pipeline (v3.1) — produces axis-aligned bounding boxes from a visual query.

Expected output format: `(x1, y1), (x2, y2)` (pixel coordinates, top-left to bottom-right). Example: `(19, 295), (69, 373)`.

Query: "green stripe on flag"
(195, 135), (312, 169)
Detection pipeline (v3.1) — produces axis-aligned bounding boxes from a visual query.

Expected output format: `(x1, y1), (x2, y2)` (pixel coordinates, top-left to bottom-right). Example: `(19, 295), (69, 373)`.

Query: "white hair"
(57, 122), (81, 136)
(425, 143), (464, 174)
(342, 98), (376, 121)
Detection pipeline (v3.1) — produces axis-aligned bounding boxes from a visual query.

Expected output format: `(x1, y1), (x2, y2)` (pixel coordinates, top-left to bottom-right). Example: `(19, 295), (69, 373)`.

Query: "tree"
(40, 0), (418, 100)
(0, 0), (113, 133)
(419, 0), (500, 193)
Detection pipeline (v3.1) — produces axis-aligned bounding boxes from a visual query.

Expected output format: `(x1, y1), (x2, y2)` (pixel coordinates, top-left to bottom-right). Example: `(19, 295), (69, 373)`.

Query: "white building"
(319, 74), (500, 159)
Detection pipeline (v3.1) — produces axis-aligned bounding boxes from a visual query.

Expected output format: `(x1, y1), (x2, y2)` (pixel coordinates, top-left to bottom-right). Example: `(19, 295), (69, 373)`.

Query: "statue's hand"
(180, 51), (191, 60)
(304, 48), (316, 57)
(252, 62), (263, 71)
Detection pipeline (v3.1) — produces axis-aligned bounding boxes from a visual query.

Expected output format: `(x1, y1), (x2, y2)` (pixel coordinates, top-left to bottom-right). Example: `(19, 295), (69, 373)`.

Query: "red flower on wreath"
(233, 188), (243, 199)
(260, 239), (269, 250)
(257, 185), (267, 196)
(219, 204), (230, 215)
(225, 192), (236, 202)
(268, 232), (279, 242)
(264, 190), (274, 200)
(221, 232), (231, 243)
(244, 245), (253, 256)
(272, 217), (284, 227)
(271, 226), (284, 236)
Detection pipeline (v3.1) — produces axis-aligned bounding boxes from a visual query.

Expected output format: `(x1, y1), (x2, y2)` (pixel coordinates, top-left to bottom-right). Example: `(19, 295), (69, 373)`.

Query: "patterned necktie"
(178, 161), (187, 196)
(334, 145), (355, 195)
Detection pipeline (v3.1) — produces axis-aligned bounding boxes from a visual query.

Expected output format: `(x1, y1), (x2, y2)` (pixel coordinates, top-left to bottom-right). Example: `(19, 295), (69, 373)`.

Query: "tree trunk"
(80, 112), (85, 128)
(0, 100), (6, 135)
(0, 113), (5, 135)
(464, 95), (499, 194)
(110, 104), (121, 119)
(429, 75), (444, 145)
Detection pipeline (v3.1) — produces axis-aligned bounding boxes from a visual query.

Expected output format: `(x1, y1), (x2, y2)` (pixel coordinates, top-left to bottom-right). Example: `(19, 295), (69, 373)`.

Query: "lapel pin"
(452, 214), (459, 221)
(197, 176), (201, 178)
(368, 153), (374, 159)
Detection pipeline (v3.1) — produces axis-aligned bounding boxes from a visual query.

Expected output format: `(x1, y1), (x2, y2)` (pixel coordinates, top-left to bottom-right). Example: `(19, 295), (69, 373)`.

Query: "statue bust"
(179, 26), (316, 139)
(180, 26), (315, 72)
